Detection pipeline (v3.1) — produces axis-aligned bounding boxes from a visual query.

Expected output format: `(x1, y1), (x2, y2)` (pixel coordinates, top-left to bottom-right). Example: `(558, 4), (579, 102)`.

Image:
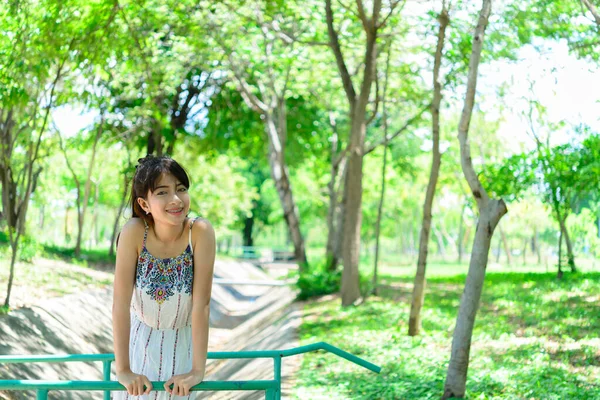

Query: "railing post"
(37, 389), (49, 400)
(265, 388), (275, 400)
(103, 360), (112, 400)
(274, 355), (282, 400)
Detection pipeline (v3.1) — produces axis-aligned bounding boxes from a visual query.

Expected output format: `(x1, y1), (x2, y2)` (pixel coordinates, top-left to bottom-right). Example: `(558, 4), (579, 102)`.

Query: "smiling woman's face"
(139, 173), (190, 225)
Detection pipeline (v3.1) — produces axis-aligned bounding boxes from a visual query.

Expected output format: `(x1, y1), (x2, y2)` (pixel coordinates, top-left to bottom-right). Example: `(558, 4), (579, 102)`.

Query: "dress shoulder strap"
(143, 219), (149, 247)
(188, 217), (198, 256)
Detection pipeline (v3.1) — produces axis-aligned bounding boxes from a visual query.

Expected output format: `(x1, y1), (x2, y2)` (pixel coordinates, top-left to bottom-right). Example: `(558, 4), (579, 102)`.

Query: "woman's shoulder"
(190, 217), (215, 239)
(120, 218), (146, 238)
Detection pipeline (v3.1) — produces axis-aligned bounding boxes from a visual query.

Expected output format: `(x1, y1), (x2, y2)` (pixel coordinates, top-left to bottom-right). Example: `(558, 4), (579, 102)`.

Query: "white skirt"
(113, 316), (196, 400)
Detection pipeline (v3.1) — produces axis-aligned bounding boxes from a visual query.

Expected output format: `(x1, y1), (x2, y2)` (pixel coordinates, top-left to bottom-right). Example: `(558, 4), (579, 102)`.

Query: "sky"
(483, 39), (600, 152)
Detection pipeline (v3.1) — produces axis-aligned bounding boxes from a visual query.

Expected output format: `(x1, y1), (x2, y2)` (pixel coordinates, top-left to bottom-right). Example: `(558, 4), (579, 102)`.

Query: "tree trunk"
(4, 238), (19, 308)
(65, 206), (71, 245)
(372, 135), (389, 296)
(408, 3), (448, 336)
(443, 200), (507, 399)
(558, 225), (564, 279)
(75, 122), (103, 257)
(326, 0), (381, 306)
(341, 111), (367, 306)
(558, 215), (576, 272)
(372, 41), (395, 296)
(333, 157), (348, 267)
(522, 237), (527, 265)
(458, 203), (466, 263)
(434, 225), (447, 257)
(326, 119), (344, 271)
(243, 214), (254, 247)
(443, 1), (509, 397)
(264, 112), (308, 268)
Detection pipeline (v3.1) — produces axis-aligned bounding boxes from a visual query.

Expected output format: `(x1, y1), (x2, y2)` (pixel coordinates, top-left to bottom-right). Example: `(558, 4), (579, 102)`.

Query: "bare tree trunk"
(558, 225), (564, 279)
(334, 158), (348, 266)
(74, 120), (103, 257)
(65, 205), (71, 245)
(558, 215), (576, 272)
(372, 140), (388, 296)
(326, 114), (345, 271)
(434, 224), (447, 257)
(4, 239), (19, 308)
(325, 0), (382, 306)
(264, 112), (308, 268)
(408, 3), (448, 336)
(341, 113), (367, 305)
(109, 174), (130, 258)
(372, 41), (394, 296)
(443, 1), (509, 397)
(221, 35), (309, 270)
(498, 224), (512, 265)
(443, 201), (506, 398)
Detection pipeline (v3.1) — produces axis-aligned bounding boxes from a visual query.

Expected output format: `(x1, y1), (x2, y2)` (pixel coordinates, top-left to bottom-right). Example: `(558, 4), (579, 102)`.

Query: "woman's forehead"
(156, 173), (181, 186)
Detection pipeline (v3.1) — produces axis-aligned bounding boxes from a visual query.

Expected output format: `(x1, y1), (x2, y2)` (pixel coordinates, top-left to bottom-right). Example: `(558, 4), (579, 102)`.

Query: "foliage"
(296, 258), (342, 300)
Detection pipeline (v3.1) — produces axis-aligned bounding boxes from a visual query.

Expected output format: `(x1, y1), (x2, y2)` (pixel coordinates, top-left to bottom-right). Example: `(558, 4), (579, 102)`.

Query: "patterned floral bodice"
(131, 218), (196, 330)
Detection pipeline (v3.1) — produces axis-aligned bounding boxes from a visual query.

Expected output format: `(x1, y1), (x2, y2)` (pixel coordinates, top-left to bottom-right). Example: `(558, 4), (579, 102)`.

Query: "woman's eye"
(178, 188), (187, 192)
(157, 191), (167, 195)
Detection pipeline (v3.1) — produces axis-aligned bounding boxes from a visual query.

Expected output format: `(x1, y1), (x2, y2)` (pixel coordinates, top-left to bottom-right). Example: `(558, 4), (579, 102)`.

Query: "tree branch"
(457, 0), (492, 208)
(363, 103), (430, 155)
(581, 0), (600, 26)
(326, 0), (356, 107)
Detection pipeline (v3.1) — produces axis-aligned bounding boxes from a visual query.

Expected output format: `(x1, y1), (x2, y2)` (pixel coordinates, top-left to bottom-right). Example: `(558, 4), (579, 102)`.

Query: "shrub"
(296, 258), (342, 300)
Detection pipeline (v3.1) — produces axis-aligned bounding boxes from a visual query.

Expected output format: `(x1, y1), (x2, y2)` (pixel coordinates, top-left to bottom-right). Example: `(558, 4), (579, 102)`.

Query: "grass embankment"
(0, 244), (115, 311)
(294, 265), (600, 399)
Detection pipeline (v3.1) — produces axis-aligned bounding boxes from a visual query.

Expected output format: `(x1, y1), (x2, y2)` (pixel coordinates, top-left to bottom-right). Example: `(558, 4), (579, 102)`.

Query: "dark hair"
(129, 155), (190, 227)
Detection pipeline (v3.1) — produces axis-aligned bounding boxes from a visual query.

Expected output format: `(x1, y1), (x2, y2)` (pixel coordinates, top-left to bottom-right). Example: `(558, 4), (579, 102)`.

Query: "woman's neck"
(151, 218), (186, 244)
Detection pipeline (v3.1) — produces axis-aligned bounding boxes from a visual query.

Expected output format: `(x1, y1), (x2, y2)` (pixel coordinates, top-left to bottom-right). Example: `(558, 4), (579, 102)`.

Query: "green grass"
(42, 244), (116, 266)
(293, 267), (600, 399)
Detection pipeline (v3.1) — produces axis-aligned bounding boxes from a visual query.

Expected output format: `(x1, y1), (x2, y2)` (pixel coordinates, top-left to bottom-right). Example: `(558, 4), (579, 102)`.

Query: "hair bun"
(136, 155), (154, 169)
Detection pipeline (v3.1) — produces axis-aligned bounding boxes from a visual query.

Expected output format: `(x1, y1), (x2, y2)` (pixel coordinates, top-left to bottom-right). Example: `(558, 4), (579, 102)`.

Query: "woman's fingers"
(164, 377), (174, 394)
(143, 376), (153, 395)
(182, 384), (190, 396)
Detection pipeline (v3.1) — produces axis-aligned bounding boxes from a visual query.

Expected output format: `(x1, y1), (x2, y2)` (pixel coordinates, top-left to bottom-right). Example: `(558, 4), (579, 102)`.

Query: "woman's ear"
(137, 197), (150, 214)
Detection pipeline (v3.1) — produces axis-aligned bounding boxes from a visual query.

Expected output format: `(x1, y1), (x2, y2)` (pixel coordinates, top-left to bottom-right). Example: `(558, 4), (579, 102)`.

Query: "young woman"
(112, 155), (215, 399)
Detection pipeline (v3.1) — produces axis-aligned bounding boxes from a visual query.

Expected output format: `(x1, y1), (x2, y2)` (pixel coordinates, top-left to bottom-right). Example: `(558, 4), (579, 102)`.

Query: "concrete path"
(0, 258), (301, 400)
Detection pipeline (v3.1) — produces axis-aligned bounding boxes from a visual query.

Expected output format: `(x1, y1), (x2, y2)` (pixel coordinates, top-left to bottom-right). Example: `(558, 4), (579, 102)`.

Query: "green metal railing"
(0, 342), (381, 399)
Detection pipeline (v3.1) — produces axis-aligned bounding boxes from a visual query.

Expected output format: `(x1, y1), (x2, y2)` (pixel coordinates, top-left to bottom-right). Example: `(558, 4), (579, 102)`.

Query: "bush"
(296, 258), (342, 300)
(18, 235), (42, 262)
(0, 231), (41, 262)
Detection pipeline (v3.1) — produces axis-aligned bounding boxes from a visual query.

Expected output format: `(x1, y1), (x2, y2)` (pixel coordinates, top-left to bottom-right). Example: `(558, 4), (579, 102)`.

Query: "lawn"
(293, 264), (600, 399)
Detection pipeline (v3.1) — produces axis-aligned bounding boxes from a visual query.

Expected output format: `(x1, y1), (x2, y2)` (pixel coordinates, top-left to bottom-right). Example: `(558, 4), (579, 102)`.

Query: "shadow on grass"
(297, 271), (600, 399)
(377, 271), (600, 340)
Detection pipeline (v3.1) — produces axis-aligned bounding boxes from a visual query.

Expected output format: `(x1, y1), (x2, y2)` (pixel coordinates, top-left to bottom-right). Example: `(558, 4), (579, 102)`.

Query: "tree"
(205, 1), (317, 267)
(325, 0), (402, 306)
(408, 0), (449, 336)
(0, 0), (119, 307)
(443, 0), (508, 397)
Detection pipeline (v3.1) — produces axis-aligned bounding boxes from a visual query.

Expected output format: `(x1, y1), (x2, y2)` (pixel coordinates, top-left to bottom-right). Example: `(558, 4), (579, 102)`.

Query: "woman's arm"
(164, 219), (216, 396)
(190, 218), (216, 375)
(112, 219), (142, 374)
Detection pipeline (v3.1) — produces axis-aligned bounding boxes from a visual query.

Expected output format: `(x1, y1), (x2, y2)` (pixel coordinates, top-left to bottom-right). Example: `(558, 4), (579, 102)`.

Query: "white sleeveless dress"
(114, 218), (198, 400)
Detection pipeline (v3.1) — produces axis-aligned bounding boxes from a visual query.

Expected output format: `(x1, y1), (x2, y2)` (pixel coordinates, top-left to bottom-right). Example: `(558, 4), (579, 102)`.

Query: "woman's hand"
(164, 369), (205, 396)
(116, 369), (153, 396)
